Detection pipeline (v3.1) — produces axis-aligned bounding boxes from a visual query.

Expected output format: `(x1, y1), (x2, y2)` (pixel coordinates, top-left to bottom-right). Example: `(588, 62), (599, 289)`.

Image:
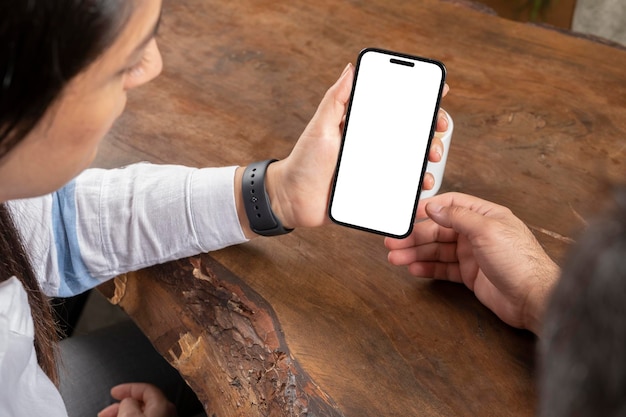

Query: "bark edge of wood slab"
(105, 254), (344, 417)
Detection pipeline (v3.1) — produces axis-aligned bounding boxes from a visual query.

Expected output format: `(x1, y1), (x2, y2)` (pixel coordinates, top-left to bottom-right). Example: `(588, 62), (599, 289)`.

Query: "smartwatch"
(242, 160), (294, 236)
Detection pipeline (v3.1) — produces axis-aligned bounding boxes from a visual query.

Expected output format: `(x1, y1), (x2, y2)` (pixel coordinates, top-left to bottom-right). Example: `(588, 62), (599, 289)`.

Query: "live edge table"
(94, 0), (626, 416)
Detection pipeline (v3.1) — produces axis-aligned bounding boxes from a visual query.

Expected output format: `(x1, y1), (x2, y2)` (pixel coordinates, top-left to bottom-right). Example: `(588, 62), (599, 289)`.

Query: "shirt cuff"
(189, 166), (248, 251)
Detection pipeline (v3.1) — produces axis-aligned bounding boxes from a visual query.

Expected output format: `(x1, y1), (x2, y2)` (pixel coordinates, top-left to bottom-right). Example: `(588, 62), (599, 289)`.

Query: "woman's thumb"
(314, 64), (353, 123)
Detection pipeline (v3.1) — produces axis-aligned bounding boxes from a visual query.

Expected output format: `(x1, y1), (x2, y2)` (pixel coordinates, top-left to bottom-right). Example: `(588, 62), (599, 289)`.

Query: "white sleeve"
(9, 163), (248, 297)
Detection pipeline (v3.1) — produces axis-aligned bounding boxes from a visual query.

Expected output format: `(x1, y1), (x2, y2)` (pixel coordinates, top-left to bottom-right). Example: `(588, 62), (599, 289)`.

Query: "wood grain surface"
(96, 0), (626, 415)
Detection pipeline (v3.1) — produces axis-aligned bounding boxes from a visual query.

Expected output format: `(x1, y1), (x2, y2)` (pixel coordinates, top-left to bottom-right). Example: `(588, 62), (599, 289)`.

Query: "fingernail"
(438, 113), (448, 131)
(340, 63), (352, 77)
(433, 144), (443, 160)
(427, 203), (443, 213)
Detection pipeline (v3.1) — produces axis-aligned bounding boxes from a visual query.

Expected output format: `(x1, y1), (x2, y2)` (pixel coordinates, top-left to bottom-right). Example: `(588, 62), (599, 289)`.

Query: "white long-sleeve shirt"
(0, 163), (248, 416)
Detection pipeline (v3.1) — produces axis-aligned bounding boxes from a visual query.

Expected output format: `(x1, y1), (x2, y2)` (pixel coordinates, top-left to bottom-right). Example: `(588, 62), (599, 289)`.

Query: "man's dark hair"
(539, 185), (626, 416)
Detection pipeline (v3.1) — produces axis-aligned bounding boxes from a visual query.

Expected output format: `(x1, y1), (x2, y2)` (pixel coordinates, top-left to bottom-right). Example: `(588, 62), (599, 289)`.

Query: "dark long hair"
(0, 0), (133, 384)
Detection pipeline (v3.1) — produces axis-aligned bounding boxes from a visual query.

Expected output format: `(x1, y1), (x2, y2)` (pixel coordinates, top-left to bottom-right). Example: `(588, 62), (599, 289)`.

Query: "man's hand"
(385, 192), (560, 335)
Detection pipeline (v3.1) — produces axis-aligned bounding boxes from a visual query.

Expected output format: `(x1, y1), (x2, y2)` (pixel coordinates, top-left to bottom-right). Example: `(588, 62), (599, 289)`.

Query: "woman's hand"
(423, 97), (451, 191)
(97, 383), (176, 417)
(384, 192), (560, 335)
(266, 64), (450, 230)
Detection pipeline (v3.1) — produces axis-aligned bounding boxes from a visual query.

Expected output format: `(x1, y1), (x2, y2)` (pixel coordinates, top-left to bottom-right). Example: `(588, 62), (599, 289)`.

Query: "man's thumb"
(426, 202), (485, 238)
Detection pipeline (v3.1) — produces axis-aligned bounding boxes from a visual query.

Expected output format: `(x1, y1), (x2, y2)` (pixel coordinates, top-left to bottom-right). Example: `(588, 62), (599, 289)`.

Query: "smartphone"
(329, 48), (446, 238)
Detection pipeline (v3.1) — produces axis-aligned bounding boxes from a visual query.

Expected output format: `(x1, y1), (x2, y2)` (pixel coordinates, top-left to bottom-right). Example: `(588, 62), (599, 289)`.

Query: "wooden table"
(95, 0), (626, 416)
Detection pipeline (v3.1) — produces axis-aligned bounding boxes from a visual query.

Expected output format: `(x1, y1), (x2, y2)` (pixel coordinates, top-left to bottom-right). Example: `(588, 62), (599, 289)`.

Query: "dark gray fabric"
(58, 319), (206, 417)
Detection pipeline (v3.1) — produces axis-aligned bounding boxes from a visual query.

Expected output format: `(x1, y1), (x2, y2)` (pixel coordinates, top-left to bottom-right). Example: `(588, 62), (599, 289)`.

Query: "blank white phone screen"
(330, 49), (445, 237)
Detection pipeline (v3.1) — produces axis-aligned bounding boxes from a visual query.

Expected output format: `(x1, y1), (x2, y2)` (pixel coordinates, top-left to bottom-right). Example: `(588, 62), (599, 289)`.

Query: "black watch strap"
(242, 160), (294, 236)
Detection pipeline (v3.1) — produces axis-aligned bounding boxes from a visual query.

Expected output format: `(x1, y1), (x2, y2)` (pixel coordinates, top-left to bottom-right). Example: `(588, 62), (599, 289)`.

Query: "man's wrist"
(525, 260), (561, 336)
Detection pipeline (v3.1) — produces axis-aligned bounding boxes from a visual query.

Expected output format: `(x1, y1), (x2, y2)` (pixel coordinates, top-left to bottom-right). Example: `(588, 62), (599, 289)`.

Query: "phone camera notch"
(390, 58), (415, 67)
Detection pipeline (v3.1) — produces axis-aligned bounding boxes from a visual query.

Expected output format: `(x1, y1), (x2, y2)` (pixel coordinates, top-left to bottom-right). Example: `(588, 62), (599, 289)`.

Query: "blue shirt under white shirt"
(0, 163), (247, 416)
